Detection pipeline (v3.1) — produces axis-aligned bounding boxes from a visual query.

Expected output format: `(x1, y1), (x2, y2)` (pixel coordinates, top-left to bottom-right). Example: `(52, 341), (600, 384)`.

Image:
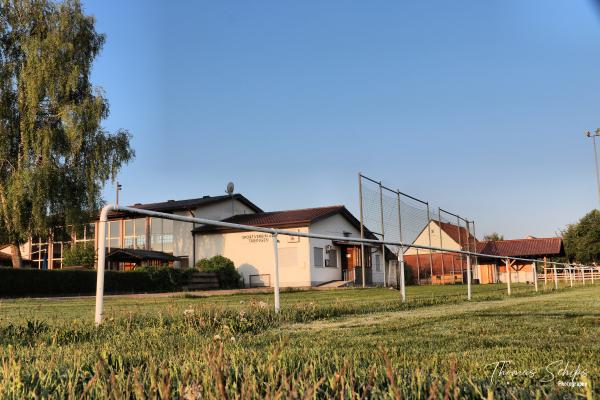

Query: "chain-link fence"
(358, 173), (477, 287)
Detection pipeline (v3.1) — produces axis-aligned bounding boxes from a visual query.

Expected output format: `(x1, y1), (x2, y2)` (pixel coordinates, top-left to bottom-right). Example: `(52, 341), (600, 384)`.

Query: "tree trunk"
(11, 243), (23, 269)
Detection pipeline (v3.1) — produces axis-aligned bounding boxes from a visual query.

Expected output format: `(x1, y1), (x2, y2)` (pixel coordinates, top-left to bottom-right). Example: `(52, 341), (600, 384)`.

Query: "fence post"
(358, 174), (366, 288)
(272, 233), (281, 313)
(582, 266), (586, 285)
(426, 203), (434, 285)
(569, 265), (573, 287)
(533, 261), (538, 292)
(94, 207), (110, 326)
(592, 267), (595, 284)
(505, 258), (512, 296)
(438, 208), (445, 282)
(544, 265), (547, 289)
(379, 182), (387, 287)
(472, 220), (479, 283)
(466, 254), (472, 300)
(456, 215), (462, 284)
(396, 191), (403, 289)
(553, 264), (558, 290)
(399, 247), (406, 303)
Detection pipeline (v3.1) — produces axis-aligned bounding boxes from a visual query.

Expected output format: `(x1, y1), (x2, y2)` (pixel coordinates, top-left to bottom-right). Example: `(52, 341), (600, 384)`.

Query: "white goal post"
(94, 204), (594, 325)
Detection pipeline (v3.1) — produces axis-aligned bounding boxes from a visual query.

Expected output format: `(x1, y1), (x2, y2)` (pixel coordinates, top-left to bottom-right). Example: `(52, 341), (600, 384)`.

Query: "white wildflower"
(183, 307), (194, 316)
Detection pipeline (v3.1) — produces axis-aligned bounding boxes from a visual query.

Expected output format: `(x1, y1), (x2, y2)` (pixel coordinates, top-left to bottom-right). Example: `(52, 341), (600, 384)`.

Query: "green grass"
(0, 283), (597, 398)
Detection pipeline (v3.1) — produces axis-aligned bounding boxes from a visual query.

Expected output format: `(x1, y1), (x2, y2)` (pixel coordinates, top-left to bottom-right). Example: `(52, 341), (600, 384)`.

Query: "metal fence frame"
(358, 173), (477, 286)
(94, 204), (596, 325)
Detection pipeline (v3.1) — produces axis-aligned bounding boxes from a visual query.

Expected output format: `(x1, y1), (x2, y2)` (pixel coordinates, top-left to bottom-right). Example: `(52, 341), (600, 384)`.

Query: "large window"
(150, 218), (174, 253)
(124, 218), (146, 249)
(51, 241), (71, 269)
(74, 223), (95, 245)
(105, 221), (121, 250)
(313, 247), (324, 267)
(326, 249), (338, 268)
(31, 238), (49, 269)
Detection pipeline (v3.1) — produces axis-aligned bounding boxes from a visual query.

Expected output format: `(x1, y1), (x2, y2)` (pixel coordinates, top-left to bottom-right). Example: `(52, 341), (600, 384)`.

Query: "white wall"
(167, 198), (258, 262)
(404, 221), (460, 256)
(498, 265), (535, 283)
(195, 227), (311, 287)
(309, 214), (385, 285)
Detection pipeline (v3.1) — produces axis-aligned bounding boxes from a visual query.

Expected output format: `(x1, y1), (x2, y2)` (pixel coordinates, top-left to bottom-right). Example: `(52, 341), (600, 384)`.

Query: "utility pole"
(116, 181), (122, 207)
(585, 129), (600, 206)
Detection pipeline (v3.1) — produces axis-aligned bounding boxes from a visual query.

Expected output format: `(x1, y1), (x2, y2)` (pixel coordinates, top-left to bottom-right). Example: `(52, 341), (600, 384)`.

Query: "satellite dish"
(226, 182), (235, 195)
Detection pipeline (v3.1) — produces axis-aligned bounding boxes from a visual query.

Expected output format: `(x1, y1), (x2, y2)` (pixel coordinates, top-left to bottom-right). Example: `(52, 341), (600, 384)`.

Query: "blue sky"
(87, 0), (600, 239)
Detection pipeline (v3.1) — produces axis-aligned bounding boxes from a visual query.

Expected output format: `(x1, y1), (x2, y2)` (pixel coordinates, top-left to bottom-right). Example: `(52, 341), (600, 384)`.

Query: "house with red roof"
(193, 205), (385, 287)
(476, 237), (564, 284)
(4, 191), (385, 288)
(403, 220), (477, 284)
(401, 219), (563, 285)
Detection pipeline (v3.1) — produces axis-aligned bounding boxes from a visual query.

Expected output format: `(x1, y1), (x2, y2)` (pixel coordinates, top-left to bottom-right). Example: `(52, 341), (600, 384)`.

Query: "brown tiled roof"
(476, 237), (563, 258)
(194, 205), (347, 231)
(192, 205), (379, 240)
(432, 220), (475, 248)
(107, 194), (262, 218)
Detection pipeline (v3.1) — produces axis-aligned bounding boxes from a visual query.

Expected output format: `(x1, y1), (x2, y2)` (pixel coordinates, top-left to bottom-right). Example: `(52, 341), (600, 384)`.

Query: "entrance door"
(341, 246), (356, 281)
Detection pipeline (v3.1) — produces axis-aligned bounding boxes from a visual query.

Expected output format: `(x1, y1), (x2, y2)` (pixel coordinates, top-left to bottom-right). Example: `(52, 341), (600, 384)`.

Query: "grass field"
(0, 283), (597, 399)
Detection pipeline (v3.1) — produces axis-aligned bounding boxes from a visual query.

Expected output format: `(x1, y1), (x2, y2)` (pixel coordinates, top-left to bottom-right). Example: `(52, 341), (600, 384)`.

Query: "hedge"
(0, 267), (194, 297)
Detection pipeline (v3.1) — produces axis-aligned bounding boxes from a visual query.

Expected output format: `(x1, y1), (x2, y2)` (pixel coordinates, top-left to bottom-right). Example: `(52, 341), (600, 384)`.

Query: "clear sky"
(86, 0), (600, 239)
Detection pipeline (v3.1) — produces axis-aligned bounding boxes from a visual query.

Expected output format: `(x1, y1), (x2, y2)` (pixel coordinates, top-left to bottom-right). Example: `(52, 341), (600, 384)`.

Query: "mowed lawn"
(1, 283), (539, 323)
(0, 283), (598, 399)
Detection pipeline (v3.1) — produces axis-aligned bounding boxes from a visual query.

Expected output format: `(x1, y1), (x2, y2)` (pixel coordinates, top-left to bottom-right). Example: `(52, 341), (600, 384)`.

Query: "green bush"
(62, 243), (96, 268)
(196, 255), (242, 289)
(0, 267), (193, 297)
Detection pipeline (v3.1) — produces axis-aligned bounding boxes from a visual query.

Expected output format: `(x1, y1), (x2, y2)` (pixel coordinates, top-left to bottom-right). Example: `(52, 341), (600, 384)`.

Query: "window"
(150, 218), (174, 253)
(313, 247), (323, 267)
(327, 249), (338, 268)
(105, 221), (121, 250)
(51, 241), (70, 269)
(124, 218), (146, 249)
(75, 223), (95, 245)
(375, 254), (381, 272)
(31, 238), (49, 269)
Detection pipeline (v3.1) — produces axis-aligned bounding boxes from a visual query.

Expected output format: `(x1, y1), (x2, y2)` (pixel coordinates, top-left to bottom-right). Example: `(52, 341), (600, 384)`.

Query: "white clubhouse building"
(1, 194), (386, 287)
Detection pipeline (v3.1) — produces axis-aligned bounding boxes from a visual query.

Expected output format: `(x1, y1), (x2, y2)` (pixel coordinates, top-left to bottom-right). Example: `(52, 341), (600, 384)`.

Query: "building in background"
(403, 220), (477, 284)
(193, 205), (385, 288)
(476, 237), (564, 284)
(2, 194), (261, 270)
(1, 195), (388, 288)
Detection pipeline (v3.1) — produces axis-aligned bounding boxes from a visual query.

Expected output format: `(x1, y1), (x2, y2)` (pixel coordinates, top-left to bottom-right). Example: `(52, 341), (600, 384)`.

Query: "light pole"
(116, 182), (122, 206)
(585, 129), (600, 206)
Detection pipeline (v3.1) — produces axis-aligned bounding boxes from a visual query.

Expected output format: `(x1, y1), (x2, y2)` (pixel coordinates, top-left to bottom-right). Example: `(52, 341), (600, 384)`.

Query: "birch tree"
(0, 0), (134, 267)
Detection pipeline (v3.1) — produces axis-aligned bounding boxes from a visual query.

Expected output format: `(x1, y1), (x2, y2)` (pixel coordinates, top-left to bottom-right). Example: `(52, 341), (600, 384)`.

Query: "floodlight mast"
(585, 129), (600, 206)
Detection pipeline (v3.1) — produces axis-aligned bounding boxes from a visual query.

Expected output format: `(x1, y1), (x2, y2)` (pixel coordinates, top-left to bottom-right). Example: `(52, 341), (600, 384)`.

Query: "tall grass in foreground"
(0, 287), (596, 399)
